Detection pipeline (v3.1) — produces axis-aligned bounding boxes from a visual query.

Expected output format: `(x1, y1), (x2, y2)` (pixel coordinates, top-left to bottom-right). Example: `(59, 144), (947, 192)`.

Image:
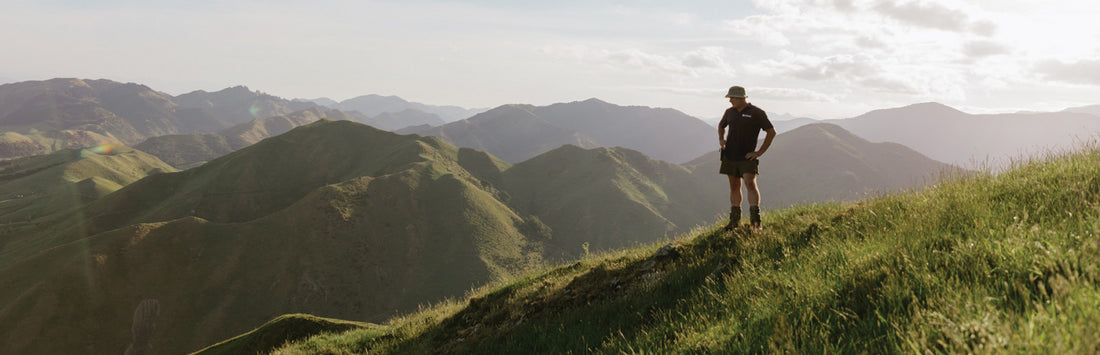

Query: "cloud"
(1036, 59), (1100, 85)
(604, 49), (696, 76)
(969, 20), (998, 36)
(722, 15), (791, 46)
(682, 47), (731, 70)
(634, 85), (834, 102)
(964, 40), (1012, 58)
(870, 0), (998, 36)
(872, 0), (970, 32)
(759, 52), (932, 95)
(543, 45), (735, 77)
(753, 87), (838, 102)
(775, 53), (881, 81)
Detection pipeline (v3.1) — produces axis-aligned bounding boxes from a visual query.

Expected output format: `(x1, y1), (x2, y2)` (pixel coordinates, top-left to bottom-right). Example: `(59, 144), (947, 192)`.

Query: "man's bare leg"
(725, 175), (742, 230)
(743, 173), (762, 230)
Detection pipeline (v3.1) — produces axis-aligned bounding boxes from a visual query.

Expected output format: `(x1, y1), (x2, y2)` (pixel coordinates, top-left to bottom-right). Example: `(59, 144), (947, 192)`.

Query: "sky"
(3, 0), (1100, 120)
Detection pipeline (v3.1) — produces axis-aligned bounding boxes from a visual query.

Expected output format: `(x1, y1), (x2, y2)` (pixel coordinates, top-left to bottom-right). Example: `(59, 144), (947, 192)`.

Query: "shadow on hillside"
(398, 227), (752, 352)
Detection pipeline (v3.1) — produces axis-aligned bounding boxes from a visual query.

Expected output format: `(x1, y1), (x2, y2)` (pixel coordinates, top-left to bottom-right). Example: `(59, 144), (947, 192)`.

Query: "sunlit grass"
(235, 142), (1100, 354)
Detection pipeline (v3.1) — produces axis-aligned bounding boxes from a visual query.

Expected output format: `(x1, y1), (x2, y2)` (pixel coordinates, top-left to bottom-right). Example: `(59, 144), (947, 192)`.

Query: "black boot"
(724, 206), (741, 231)
(749, 205), (762, 231)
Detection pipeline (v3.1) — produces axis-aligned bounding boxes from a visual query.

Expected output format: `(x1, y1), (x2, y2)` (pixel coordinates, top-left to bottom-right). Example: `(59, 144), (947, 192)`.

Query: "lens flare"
(89, 142), (116, 154)
(81, 142), (117, 158)
(248, 102), (262, 118)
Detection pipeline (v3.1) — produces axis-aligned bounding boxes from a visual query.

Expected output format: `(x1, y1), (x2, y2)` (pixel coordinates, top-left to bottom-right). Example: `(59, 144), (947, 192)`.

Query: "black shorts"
(720, 156), (760, 176)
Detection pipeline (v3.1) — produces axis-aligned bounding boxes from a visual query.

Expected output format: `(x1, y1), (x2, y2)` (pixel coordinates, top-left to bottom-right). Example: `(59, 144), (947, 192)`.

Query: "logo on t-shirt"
(741, 114), (752, 118)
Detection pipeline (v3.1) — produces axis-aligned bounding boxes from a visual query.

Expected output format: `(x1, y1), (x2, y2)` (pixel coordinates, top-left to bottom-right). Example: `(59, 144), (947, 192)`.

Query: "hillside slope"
(0, 145), (176, 269)
(250, 141), (1099, 354)
(0, 120), (543, 354)
(502, 145), (715, 256)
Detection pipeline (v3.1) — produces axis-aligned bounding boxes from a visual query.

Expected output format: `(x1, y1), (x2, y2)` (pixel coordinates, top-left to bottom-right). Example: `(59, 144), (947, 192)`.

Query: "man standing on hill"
(718, 86), (776, 231)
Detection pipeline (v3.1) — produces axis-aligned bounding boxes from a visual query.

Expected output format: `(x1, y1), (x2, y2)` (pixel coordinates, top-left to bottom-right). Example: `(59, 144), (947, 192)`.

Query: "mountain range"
(0, 78), (317, 159)
(0, 117), (956, 354)
(3, 78), (1097, 354)
(400, 98), (717, 164)
(311, 94), (486, 123)
(134, 107), (361, 169)
(830, 102), (1100, 169)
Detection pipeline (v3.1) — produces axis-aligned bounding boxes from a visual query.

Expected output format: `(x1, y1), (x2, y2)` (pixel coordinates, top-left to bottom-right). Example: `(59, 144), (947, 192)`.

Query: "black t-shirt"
(719, 103), (773, 161)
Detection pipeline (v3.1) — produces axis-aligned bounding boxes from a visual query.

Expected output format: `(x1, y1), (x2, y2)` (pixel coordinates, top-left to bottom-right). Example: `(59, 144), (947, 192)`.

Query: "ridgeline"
(202, 142), (1099, 354)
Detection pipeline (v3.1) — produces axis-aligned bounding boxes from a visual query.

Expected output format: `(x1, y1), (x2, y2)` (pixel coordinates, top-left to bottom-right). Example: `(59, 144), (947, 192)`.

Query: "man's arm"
(718, 125), (727, 150)
(745, 128), (776, 159)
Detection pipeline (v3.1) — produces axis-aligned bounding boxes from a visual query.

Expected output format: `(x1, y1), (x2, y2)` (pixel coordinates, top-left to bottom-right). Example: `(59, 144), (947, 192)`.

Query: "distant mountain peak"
(901, 102), (967, 115)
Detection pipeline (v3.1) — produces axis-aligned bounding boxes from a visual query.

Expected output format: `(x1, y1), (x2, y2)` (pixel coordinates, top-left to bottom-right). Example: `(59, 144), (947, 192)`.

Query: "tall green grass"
(250, 144), (1098, 354)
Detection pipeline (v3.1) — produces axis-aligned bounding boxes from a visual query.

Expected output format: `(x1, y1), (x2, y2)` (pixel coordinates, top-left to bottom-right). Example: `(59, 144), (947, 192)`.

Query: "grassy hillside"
(0, 144), (176, 268)
(254, 142), (1098, 354)
(503, 145), (717, 258)
(0, 120), (546, 354)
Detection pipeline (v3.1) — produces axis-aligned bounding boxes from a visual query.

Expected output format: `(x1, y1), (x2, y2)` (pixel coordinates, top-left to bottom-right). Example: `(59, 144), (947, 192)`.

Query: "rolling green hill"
(502, 145), (716, 257)
(0, 120), (546, 354)
(0, 120), (972, 354)
(0, 144), (176, 269)
(220, 140), (1099, 355)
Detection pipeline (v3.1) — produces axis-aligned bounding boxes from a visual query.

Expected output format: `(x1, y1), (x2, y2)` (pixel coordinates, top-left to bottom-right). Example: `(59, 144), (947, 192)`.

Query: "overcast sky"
(3, 0), (1099, 119)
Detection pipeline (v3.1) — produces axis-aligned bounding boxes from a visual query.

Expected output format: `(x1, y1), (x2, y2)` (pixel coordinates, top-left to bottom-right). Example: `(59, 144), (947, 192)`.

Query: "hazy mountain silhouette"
(135, 107), (360, 169)
(402, 98), (715, 164)
(299, 97), (338, 107)
(399, 104), (601, 163)
(1064, 104), (1100, 117)
(0, 78), (317, 159)
(684, 123), (959, 208)
(771, 116), (818, 134)
(326, 94), (486, 122)
(830, 102), (1100, 169)
(363, 108), (446, 130)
